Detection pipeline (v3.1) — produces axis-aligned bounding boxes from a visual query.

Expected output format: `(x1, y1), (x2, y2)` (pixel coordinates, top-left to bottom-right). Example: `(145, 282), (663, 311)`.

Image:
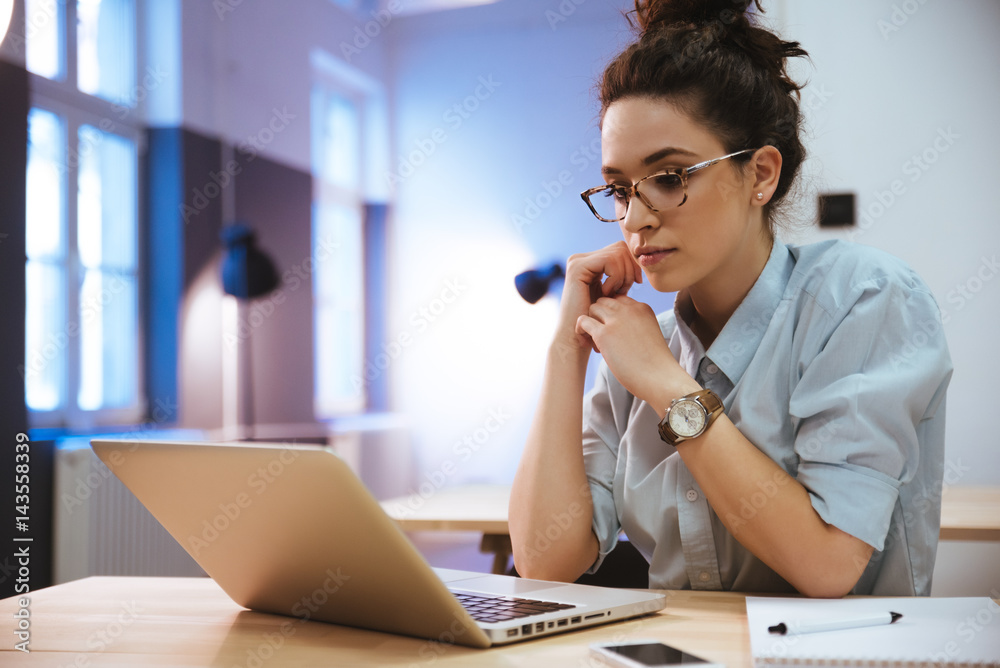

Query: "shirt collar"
(671, 239), (795, 385)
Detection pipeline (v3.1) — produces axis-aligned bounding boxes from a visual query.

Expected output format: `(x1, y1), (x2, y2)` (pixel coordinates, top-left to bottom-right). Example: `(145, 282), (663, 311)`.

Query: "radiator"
(53, 445), (204, 584)
(52, 422), (413, 584)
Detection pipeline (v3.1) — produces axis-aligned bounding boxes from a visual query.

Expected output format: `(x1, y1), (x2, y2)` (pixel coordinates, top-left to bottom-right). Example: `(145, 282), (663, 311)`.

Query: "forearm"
(674, 414), (873, 597)
(509, 344), (599, 582)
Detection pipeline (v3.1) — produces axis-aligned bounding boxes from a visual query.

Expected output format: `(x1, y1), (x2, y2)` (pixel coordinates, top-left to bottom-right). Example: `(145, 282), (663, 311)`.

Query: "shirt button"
(686, 489), (699, 502)
(706, 363), (719, 375)
(698, 571), (711, 583)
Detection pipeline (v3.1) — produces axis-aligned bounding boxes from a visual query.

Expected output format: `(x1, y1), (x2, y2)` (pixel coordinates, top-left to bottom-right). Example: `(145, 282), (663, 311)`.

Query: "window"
(312, 86), (367, 416)
(24, 0), (143, 428)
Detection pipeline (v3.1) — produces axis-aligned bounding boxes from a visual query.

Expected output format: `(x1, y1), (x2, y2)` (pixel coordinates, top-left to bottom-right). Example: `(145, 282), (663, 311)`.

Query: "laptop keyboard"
(451, 590), (576, 623)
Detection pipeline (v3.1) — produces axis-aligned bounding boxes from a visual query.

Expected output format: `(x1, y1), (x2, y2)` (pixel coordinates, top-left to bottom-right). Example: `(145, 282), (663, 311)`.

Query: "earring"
(756, 192), (764, 201)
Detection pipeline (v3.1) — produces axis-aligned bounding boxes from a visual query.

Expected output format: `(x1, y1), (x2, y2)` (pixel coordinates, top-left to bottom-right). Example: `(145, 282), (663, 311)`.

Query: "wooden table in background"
(382, 483), (513, 574)
(940, 485), (1000, 541)
(383, 484), (1000, 574)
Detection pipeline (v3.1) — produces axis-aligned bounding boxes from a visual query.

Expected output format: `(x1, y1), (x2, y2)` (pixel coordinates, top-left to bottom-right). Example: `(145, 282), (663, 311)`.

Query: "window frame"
(311, 81), (368, 417)
(25, 0), (147, 429)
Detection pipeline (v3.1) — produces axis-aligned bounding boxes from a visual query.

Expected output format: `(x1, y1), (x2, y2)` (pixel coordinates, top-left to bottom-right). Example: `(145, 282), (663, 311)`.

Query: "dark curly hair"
(600, 0), (809, 233)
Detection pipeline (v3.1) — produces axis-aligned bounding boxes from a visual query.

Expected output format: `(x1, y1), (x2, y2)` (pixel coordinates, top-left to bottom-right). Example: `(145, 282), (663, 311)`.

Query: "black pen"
(768, 611), (903, 636)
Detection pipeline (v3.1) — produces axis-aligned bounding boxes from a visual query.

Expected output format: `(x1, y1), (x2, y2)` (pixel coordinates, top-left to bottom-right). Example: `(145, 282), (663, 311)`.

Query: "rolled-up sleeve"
(788, 275), (953, 551)
(582, 360), (629, 572)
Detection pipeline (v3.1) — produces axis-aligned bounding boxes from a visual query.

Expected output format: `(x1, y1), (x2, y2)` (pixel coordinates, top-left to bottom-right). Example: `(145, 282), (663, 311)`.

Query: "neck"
(681, 232), (773, 350)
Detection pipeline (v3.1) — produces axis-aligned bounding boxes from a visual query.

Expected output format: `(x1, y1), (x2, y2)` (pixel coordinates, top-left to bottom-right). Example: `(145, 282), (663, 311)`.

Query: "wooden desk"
(0, 576), (752, 667)
(383, 484), (1000, 573)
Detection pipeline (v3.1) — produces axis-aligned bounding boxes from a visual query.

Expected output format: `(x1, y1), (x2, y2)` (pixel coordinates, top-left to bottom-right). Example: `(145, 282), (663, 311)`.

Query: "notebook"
(90, 439), (666, 648)
(746, 595), (1000, 667)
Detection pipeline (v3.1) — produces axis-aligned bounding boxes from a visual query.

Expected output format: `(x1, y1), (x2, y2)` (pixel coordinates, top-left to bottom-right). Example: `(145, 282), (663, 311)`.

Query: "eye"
(603, 185), (630, 203)
(652, 172), (683, 189)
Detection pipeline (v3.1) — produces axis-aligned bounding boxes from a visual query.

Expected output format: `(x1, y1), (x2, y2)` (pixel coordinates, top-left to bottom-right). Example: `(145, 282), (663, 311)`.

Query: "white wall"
(179, 0), (389, 174)
(772, 0), (1000, 597)
(384, 0), (1000, 593)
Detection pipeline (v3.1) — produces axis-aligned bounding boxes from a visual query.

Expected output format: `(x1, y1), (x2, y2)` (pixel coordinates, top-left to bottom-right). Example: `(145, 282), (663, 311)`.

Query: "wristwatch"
(657, 389), (724, 445)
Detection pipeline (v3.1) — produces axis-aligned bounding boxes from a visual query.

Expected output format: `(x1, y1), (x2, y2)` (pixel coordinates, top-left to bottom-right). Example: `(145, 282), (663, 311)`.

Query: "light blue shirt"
(582, 239), (953, 595)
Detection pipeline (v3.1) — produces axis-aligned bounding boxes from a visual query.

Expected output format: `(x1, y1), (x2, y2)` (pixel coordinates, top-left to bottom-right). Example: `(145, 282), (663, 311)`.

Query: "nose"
(620, 193), (660, 234)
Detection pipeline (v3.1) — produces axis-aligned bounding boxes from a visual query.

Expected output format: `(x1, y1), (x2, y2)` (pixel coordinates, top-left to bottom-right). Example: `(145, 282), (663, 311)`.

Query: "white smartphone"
(589, 640), (725, 668)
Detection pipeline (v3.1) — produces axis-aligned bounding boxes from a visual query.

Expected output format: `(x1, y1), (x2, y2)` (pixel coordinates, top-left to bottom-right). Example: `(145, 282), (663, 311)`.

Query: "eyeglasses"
(580, 148), (758, 222)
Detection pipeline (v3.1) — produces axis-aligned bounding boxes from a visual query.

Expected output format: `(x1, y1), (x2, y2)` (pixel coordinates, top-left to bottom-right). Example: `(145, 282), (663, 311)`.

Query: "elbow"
(513, 561), (578, 584)
(510, 531), (598, 584)
(792, 548), (873, 599)
(510, 549), (585, 583)
(795, 577), (855, 599)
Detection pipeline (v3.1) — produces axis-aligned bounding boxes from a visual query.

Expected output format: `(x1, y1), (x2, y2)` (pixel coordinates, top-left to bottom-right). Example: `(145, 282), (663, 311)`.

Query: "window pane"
(78, 270), (137, 410)
(315, 304), (364, 413)
(78, 124), (137, 269)
(320, 93), (360, 189)
(314, 202), (365, 414)
(26, 108), (66, 260)
(25, 0), (66, 80)
(25, 261), (66, 411)
(77, 123), (138, 411)
(77, 0), (136, 104)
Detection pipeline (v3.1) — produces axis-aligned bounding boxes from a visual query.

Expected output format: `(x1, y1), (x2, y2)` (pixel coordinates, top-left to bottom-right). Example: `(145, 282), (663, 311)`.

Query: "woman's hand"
(555, 241), (643, 359)
(576, 294), (692, 407)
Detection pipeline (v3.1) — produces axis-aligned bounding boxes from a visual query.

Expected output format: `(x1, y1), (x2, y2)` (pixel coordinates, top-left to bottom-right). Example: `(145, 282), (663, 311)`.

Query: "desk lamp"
(515, 262), (564, 304)
(219, 223), (279, 439)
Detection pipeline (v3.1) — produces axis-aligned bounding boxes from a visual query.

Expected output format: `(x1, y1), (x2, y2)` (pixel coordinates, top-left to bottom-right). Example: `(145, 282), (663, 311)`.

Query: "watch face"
(668, 399), (706, 438)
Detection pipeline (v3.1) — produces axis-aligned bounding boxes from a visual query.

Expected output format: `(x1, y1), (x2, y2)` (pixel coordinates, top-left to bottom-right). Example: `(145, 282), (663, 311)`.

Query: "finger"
(603, 253), (631, 297)
(576, 313), (598, 338)
(614, 244), (642, 294)
(575, 317), (601, 354)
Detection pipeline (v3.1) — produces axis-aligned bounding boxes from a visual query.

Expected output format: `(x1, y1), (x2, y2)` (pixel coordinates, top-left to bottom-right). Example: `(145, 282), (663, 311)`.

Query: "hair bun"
(631, 0), (757, 35)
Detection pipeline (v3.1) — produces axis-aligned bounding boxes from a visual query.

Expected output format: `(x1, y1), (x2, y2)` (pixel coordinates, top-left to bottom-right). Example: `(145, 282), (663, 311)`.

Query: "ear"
(750, 146), (782, 206)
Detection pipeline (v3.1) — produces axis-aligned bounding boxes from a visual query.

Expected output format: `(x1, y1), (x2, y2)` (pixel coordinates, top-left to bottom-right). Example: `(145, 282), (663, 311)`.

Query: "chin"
(645, 273), (687, 294)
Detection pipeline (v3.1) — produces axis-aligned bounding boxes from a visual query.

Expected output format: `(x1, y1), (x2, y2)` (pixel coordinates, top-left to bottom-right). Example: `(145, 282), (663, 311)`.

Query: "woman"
(509, 0), (952, 597)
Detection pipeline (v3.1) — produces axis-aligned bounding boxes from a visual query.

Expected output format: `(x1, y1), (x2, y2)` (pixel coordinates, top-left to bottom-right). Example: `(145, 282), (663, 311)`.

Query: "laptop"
(90, 439), (666, 648)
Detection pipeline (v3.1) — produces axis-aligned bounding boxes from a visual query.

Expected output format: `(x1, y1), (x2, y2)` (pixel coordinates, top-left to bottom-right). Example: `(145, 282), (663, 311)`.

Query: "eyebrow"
(601, 146), (699, 175)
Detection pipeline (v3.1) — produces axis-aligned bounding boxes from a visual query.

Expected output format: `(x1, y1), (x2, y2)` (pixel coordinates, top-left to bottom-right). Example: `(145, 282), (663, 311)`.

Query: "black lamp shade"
(515, 263), (565, 304)
(220, 224), (280, 299)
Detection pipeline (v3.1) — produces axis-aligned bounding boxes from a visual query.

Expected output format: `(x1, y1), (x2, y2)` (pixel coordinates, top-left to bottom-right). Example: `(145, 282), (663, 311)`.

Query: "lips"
(634, 246), (677, 267)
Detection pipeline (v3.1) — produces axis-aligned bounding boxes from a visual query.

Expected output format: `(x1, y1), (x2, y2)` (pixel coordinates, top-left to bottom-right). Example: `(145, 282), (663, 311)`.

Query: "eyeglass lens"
(589, 172), (685, 222)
